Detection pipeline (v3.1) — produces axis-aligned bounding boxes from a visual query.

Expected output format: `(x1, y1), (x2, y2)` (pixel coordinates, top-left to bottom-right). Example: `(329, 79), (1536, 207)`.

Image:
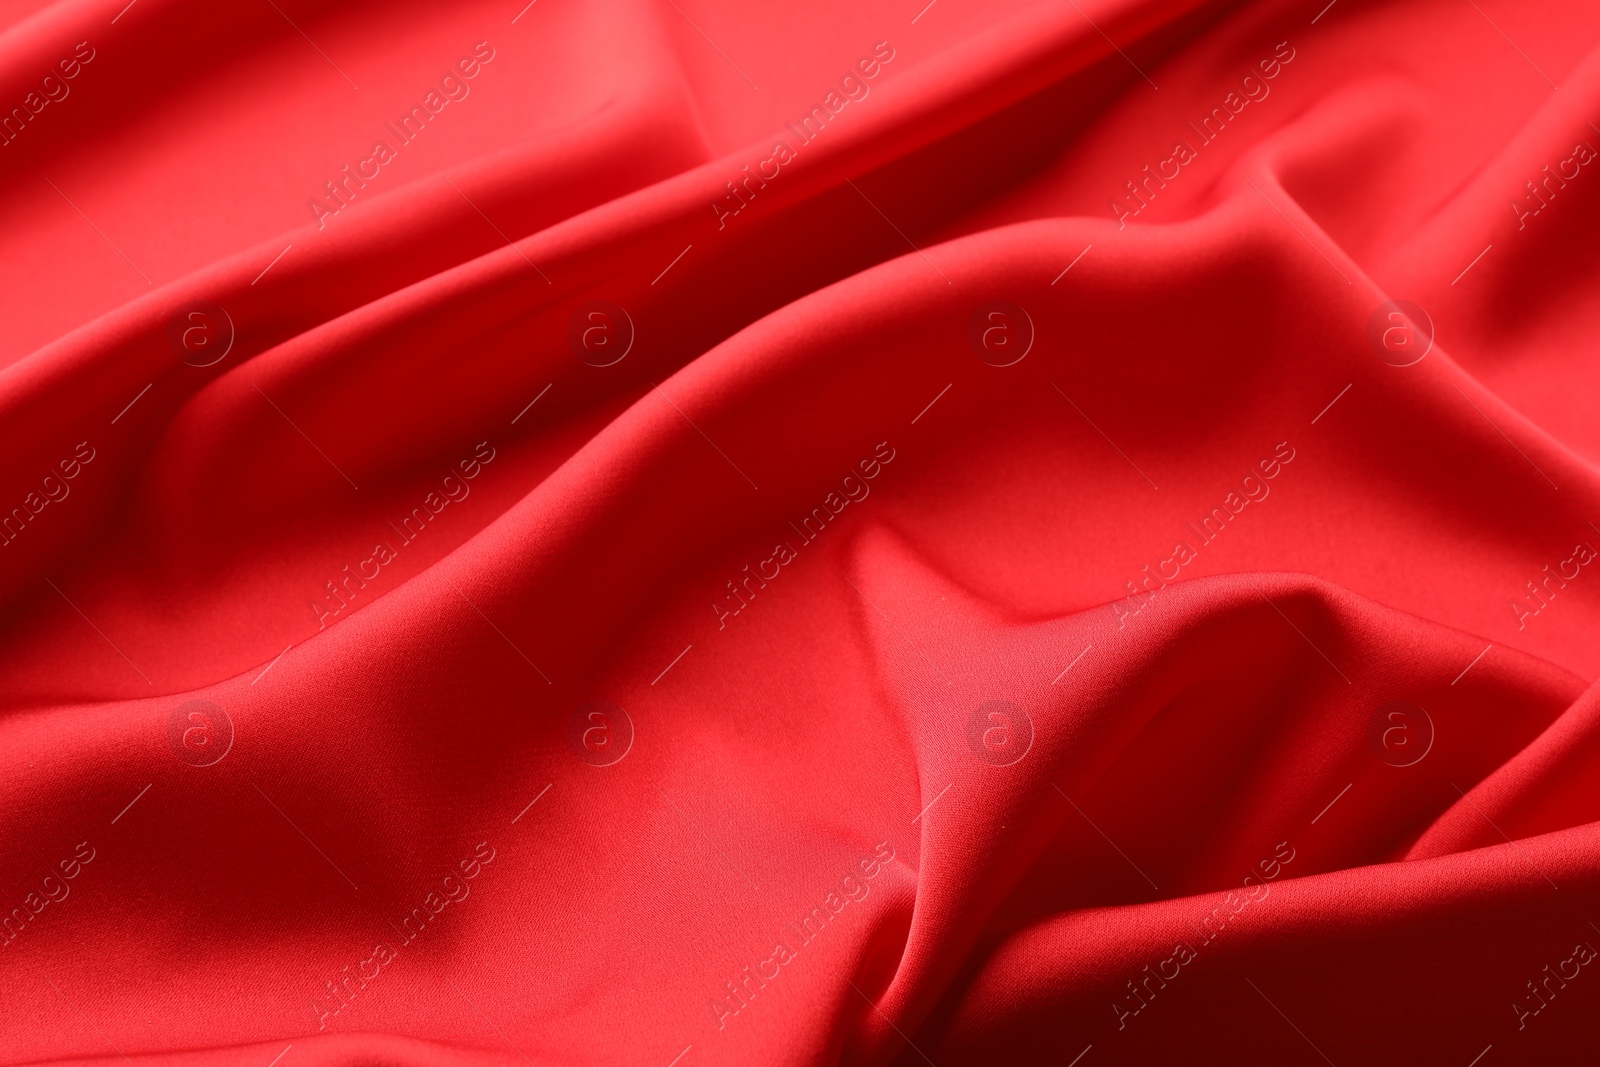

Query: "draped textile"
(1, 0), (1599, 1063)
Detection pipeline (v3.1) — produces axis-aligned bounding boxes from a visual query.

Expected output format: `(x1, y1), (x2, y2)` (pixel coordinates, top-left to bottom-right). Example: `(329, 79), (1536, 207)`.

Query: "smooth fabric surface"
(2, 0), (1600, 1063)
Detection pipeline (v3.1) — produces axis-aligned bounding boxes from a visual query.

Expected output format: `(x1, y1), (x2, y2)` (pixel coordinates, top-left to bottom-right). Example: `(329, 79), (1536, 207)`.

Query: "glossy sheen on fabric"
(1, 0), (1599, 1063)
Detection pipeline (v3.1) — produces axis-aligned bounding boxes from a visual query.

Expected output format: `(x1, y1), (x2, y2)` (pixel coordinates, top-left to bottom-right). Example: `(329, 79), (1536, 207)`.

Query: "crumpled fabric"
(1, 0), (1599, 1063)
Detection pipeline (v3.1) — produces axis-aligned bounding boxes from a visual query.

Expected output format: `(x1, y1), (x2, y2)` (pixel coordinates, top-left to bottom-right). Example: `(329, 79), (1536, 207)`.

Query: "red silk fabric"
(3, 0), (1600, 1063)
